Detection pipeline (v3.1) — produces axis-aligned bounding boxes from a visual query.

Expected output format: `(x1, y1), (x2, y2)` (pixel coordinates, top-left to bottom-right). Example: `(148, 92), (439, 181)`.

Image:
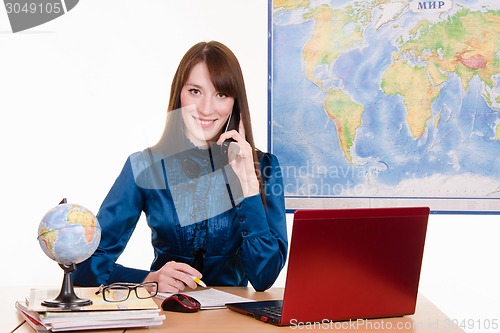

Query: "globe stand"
(41, 263), (92, 308)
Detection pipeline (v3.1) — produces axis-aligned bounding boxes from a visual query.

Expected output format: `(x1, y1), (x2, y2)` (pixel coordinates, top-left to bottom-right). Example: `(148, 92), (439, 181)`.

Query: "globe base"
(42, 263), (93, 308)
(42, 296), (92, 308)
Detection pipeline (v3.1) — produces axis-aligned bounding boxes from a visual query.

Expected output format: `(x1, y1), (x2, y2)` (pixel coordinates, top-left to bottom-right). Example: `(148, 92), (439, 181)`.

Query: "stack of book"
(15, 287), (165, 332)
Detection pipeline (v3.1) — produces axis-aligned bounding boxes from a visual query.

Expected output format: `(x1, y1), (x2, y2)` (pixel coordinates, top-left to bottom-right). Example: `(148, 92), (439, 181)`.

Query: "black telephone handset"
(221, 110), (240, 157)
(220, 110), (241, 206)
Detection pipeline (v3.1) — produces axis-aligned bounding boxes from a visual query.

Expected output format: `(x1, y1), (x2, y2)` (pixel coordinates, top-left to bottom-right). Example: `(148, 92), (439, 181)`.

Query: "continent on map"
(382, 61), (441, 138)
(385, 8), (500, 128)
(324, 89), (364, 163)
(302, 4), (367, 86)
(67, 209), (99, 244)
(38, 228), (58, 258)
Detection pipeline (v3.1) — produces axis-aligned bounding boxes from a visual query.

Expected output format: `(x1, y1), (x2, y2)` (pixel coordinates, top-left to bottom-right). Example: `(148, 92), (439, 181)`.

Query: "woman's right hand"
(144, 261), (202, 293)
(217, 120), (260, 198)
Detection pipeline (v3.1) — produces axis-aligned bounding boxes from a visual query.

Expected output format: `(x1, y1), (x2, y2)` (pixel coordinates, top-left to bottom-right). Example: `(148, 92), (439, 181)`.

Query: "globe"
(38, 202), (101, 265)
(37, 200), (101, 308)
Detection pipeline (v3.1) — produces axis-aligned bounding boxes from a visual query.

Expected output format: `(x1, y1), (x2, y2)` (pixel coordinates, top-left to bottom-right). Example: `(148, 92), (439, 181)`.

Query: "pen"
(189, 275), (207, 288)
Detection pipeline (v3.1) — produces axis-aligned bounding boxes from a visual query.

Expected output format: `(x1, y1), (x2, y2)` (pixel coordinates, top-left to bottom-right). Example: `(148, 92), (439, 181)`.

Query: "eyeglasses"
(95, 282), (158, 302)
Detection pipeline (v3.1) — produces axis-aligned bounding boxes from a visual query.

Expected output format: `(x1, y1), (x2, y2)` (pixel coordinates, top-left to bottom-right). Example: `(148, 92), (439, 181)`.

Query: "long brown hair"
(159, 41), (263, 195)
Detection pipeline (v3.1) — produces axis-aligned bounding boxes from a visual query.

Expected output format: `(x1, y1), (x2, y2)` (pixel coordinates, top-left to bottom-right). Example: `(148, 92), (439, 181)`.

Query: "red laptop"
(226, 206), (430, 326)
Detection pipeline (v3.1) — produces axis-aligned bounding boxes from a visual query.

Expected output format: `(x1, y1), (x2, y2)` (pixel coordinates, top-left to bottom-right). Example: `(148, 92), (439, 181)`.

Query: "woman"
(74, 41), (287, 292)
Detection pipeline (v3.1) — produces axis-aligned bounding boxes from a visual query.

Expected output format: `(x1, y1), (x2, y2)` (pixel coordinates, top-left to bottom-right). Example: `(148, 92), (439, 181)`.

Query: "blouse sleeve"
(235, 152), (288, 291)
(73, 156), (150, 286)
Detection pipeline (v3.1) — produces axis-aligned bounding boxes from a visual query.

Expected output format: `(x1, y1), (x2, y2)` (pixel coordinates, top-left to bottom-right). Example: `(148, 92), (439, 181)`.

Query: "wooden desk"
(6, 286), (464, 333)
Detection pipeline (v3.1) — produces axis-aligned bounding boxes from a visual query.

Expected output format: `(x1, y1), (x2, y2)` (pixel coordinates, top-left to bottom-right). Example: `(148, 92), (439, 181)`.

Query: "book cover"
(15, 301), (50, 333)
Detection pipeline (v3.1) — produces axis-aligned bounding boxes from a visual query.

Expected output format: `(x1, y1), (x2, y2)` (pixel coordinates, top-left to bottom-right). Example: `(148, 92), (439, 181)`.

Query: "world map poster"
(270, 0), (500, 212)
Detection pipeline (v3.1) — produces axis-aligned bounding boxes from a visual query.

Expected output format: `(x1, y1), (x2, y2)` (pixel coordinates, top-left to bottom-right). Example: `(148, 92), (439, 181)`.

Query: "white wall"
(0, 1), (498, 332)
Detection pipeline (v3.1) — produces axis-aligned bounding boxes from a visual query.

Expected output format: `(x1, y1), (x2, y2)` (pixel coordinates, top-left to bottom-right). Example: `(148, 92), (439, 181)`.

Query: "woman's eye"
(217, 92), (228, 99)
(189, 88), (201, 95)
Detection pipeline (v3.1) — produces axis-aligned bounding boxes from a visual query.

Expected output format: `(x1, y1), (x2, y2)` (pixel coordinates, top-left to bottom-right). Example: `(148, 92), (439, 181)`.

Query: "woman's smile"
(194, 116), (218, 128)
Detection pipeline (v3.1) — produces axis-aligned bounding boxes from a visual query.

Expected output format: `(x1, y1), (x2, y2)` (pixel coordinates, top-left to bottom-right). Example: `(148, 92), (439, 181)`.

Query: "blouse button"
(242, 230), (248, 236)
(239, 216), (244, 222)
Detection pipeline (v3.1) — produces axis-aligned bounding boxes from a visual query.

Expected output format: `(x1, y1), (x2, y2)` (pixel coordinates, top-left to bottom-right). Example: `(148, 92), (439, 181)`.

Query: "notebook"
(226, 206), (430, 326)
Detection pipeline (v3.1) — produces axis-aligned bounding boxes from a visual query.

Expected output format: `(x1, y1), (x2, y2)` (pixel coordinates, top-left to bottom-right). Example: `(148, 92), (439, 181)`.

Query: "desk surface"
(6, 286), (464, 333)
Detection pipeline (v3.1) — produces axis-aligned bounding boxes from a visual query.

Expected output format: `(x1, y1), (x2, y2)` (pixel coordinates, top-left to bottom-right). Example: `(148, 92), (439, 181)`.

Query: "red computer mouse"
(161, 293), (201, 313)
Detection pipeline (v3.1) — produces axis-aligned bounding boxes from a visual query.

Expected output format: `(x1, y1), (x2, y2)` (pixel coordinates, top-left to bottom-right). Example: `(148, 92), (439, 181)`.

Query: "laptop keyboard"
(261, 306), (283, 317)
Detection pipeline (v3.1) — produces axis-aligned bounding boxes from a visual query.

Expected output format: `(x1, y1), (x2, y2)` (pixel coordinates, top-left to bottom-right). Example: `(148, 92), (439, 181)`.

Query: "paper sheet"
(156, 288), (254, 309)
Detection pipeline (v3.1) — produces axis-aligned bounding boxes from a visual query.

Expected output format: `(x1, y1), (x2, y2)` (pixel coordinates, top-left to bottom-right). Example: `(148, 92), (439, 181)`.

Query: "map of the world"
(271, 0), (500, 211)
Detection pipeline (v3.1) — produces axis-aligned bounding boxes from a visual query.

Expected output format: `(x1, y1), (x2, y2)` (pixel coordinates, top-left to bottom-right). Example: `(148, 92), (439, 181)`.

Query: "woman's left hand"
(217, 120), (259, 198)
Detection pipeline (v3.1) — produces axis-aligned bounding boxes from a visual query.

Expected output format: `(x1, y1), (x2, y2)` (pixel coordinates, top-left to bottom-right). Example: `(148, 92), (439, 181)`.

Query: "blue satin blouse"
(73, 146), (288, 291)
